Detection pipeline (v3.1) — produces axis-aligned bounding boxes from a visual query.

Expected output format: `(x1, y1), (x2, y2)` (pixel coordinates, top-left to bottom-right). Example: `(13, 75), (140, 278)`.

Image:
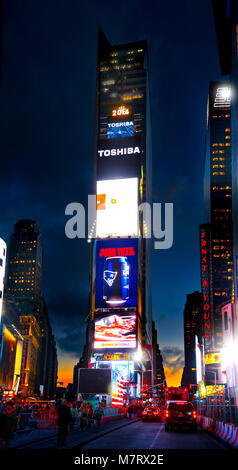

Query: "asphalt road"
(13, 418), (231, 450)
(80, 421), (229, 450)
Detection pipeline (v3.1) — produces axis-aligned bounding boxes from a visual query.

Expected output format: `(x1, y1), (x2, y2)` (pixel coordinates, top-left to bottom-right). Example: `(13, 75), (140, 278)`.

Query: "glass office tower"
(201, 81), (233, 352)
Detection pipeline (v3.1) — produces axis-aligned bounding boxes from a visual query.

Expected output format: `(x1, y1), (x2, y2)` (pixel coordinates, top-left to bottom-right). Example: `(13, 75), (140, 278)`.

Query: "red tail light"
(142, 411), (147, 415)
(193, 411), (197, 419)
(165, 410), (169, 418)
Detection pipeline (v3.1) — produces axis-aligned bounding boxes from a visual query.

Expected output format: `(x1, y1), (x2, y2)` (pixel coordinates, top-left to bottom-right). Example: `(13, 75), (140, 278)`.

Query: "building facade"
(0, 299), (23, 397)
(0, 238), (7, 323)
(5, 220), (57, 397)
(212, 0), (238, 300)
(201, 81), (233, 353)
(19, 314), (40, 397)
(182, 291), (202, 387)
(6, 220), (43, 302)
(79, 28), (153, 402)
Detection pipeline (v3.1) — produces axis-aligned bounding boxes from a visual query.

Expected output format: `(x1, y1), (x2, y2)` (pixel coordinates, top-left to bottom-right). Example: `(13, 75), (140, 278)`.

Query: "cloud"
(161, 346), (184, 375)
(57, 327), (86, 356)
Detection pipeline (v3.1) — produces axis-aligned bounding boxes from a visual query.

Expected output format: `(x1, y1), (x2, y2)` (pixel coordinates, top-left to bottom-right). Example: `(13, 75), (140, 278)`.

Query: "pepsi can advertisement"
(95, 239), (138, 309)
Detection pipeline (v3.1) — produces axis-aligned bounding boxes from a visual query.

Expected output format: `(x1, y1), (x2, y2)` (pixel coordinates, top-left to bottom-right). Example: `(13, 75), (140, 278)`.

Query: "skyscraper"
(201, 81), (233, 353)
(212, 0), (238, 301)
(6, 220), (42, 303)
(6, 220), (57, 397)
(80, 28), (153, 399)
(182, 291), (202, 387)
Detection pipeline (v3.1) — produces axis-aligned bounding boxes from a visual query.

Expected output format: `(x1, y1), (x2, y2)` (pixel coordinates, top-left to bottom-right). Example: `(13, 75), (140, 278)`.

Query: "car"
(164, 401), (197, 432)
(142, 406), (162, 422)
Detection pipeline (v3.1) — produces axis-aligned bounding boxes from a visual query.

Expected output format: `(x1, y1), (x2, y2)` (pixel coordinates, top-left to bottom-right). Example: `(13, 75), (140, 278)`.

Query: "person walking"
(80, 404), (88, 431)
(0, 401), (17, 449)
(87, 404), (94, 429)
(94, 403), (104, 426)
(128, 403), (133, 420)
(70, 404), (78, 431)
(57, 400), (72, 447)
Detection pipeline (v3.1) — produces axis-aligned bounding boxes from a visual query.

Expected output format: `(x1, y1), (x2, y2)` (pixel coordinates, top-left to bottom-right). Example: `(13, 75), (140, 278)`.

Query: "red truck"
(164, 387), (189, 407)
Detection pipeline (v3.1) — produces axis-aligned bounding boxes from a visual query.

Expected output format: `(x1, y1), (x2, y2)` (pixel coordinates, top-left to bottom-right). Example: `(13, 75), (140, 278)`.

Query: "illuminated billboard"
(200, 225), (214, 351)
(195, 336), (201, 383)
(112, 105), (130, 117)
(96, 178), (138, 238)
(205, 353), (221, 365)
(97, 136), (141, 180)
(0, 327), (17, 389)
(107, 121), (134, 139)
(94, 312), (137, 349)
(95, 239), (138, 308)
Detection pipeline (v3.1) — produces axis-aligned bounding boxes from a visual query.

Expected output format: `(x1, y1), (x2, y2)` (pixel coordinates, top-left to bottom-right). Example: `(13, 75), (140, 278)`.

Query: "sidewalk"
(10, 416), (140, 449)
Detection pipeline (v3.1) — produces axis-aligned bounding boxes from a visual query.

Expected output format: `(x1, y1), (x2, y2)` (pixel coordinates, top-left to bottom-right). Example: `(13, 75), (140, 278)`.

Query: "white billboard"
(96, 178), (138, 238)
(195, 335), (202, 384)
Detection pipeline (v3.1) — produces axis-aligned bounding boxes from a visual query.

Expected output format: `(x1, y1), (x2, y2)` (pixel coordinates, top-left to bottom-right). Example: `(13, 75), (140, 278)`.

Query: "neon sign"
(112, 105), (130, 117)
(200, 226), (213, 350)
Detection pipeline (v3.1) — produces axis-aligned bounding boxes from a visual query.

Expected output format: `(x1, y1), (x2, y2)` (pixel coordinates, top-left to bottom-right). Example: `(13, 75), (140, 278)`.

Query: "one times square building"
(200, 81), (233, 384)
(88, 28), (152, 401)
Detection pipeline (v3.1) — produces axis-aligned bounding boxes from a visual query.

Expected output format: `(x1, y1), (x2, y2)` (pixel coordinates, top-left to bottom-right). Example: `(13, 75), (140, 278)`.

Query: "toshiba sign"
(97, 136), (142, 180)
(98, 146), (140, 157)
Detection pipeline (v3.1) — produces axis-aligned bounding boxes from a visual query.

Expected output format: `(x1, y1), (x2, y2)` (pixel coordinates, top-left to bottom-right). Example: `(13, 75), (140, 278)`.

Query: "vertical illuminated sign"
(0, 238), (7, 323)
(200, 226), (214, 351)
(195, 336), (202, 384)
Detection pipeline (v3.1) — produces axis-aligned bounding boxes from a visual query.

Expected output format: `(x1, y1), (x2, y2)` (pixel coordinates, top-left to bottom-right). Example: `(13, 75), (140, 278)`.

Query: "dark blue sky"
(0, 0), (223, 379)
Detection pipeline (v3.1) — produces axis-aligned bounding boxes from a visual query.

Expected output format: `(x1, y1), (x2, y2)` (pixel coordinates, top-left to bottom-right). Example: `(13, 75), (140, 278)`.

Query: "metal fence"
(196, 386), (238, 427)
(16, 412), (38, 431)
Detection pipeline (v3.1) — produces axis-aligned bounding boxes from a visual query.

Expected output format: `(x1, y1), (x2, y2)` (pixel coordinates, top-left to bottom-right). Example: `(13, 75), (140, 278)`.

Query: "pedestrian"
(80, 404), (88, 431)
(70, 404), (78, 431)
(128, 404), (133, 419)
(0, 401), (17, 449)
(87, 404), (94, 428)
(94, 403), (104, 426)
(57, 400), (72, 447)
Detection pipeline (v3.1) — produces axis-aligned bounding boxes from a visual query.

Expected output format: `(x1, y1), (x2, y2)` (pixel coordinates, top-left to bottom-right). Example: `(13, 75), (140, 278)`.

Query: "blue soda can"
(103, 256), (129, 305)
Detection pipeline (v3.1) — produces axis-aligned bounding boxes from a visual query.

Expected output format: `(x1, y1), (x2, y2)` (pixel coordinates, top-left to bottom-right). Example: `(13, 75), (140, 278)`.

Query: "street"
(79, 421), (229, 450)
(12, 418), (230, 450)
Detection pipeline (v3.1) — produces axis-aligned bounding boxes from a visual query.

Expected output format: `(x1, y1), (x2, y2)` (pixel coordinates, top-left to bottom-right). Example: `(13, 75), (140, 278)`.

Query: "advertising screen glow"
(107, 121), (134, 139)
(94, 313), (137, 349)
(97, 136), (141, 180)
(96, 178), (138, 238)
(95, 239), (138, 308)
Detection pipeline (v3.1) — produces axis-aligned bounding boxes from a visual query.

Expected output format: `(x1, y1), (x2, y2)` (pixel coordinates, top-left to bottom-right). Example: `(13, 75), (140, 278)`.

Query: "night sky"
(0, 0), (224, 385)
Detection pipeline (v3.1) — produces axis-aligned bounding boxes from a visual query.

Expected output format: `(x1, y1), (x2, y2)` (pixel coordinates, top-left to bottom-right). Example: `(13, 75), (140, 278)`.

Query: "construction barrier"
(37, 409), (58, 433)
(198, 415), (238, 448)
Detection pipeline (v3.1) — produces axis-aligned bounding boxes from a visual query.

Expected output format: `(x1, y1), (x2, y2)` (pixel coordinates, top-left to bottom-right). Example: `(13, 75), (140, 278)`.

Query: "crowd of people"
(0, 398), (106, 448)
(0, 398), (153, 448)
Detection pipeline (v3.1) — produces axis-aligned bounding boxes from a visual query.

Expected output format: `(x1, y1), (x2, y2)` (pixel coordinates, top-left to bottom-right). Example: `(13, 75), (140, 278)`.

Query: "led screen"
(94, 313), (137, 349)
(95, 239), (138, 308)
(96, 178), (138, 238)
(97, 135), (141, 180)
(107, 121), (134, 139)
(78, 369), (111, 394)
